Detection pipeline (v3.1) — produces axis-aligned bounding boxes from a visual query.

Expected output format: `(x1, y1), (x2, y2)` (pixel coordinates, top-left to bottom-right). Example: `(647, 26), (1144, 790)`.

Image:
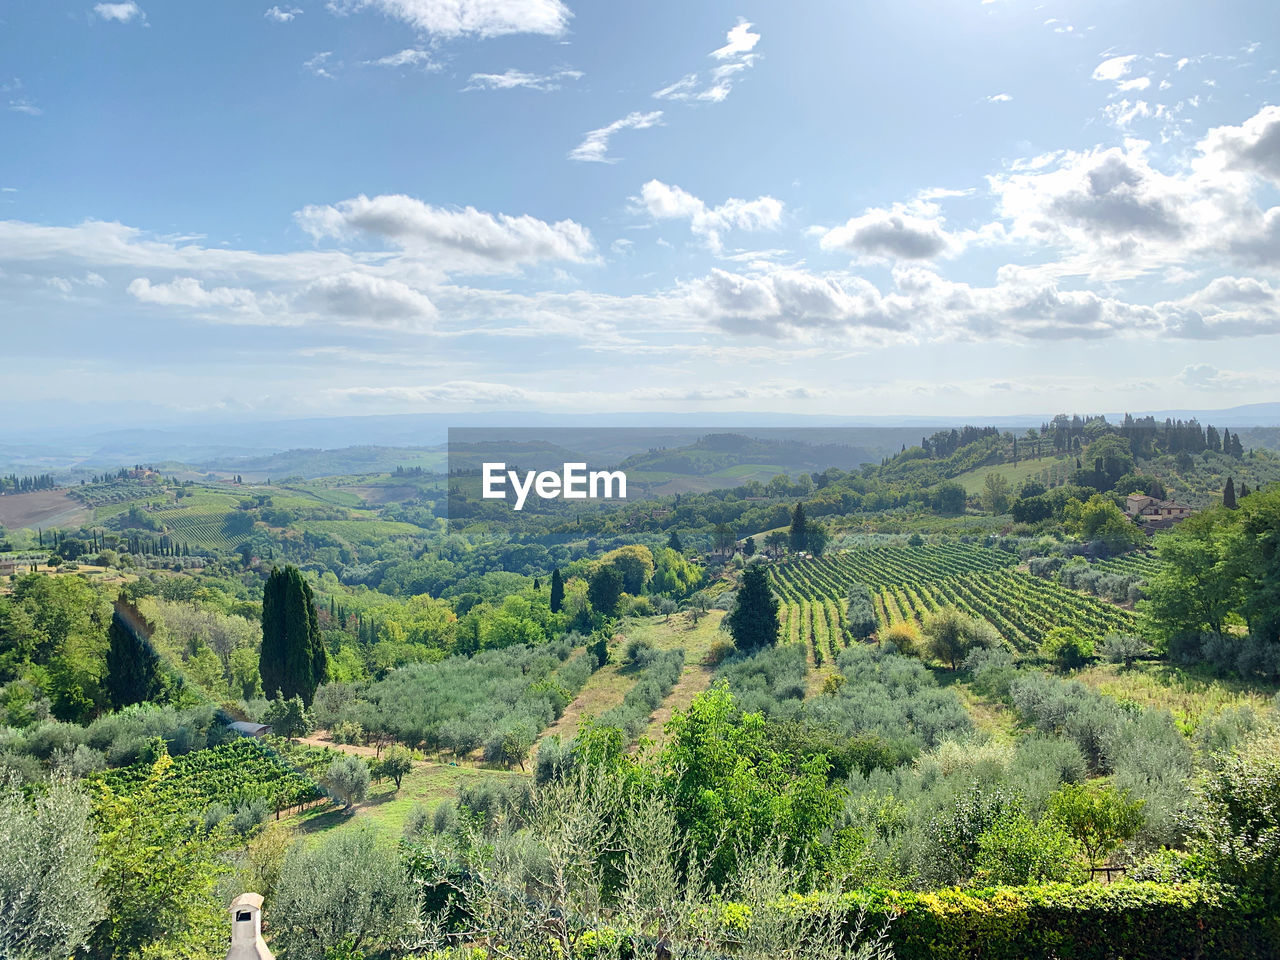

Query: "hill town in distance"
(4, 1), (1280, 959)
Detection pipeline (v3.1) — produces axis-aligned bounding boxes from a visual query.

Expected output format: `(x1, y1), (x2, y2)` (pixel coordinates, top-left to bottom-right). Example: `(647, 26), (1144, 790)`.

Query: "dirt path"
(534, 660), (637, 756)
(297, 732), (383, 758)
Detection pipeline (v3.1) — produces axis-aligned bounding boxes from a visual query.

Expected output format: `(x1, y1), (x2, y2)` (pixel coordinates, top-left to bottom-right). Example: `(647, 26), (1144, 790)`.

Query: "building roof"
(227, 721), (271, 737)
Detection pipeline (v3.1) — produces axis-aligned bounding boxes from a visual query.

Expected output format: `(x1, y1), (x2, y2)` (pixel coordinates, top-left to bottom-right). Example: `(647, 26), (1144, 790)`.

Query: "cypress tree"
(549, 568), (565, 613)
(1224, 477), (1237, 510)
(260, 566), (328, 704)
(789, 503), (808, 553)
(106, 598), (161, 709)
(726, 565), (780, 652)
(668, 530), (683, 553)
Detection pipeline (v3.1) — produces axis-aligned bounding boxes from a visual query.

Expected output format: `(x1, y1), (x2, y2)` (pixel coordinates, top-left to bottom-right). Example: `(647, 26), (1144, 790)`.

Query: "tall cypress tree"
(789, 503), (808, 553)
(260, 566), (328, 704)
(106, 598), (161, 710)
(1224, 477), (1237, 510)
(726, 565), (780, 652)
(549, 568), (565, 614)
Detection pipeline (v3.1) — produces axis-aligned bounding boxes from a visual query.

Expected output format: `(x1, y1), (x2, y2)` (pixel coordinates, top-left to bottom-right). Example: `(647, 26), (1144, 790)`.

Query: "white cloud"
(639, 180), (782, 254)
(819, 203), (960, 261)
(464, 68), (582, 92)
(303, 51), (335, 78)
(8, 99), (41, 116)
(325, 0), (569, 38)
(711, 21), (761, 60)
(364, 48), (438, 69)
(986, 93), (1013, 103)
(295, 193), (595, 269)
(1117, 76), (1151, 91)
(569, 111), (663, 163)
(653, 20), (760, 104)
(1092, 54), (1137, 82)
(264, 5), (302, 21)
(298, 272), (437, 329)
(94, 1), (144, 22)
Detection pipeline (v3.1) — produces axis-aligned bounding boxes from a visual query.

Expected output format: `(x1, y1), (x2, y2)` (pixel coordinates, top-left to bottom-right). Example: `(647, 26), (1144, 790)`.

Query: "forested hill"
(868, 413), (1275, 494)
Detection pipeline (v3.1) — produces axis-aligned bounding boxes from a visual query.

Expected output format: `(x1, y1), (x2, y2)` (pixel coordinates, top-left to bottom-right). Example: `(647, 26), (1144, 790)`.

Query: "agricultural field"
(771, 544), (1137, 655)
(91, 736), (322, 816)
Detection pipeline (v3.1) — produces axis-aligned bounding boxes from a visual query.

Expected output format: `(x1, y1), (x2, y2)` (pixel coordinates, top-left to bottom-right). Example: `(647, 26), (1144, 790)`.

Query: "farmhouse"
(1124, 494), (1194, 520)
(0, 560), (16, 576)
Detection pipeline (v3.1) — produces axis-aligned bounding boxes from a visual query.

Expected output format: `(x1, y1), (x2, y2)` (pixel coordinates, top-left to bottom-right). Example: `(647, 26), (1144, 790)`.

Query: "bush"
(268, 826), (413, 959)
(974, 814), (1086, 885)
(1040, 627), (1094, 672)
(881, 620), (921, 657)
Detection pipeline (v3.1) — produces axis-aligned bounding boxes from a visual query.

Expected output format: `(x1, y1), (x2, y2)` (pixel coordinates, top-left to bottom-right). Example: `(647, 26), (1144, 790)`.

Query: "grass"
(953, 455), (1070, 496)
(1073, 661), (1280, 734)
(288, 761), (527, 842)
(628, 610), (728, 744)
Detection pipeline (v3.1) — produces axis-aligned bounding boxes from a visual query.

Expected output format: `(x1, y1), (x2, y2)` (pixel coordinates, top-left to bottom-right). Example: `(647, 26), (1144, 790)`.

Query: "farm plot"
(91, 736), (322, 816)
(770, 544), (1135, 655)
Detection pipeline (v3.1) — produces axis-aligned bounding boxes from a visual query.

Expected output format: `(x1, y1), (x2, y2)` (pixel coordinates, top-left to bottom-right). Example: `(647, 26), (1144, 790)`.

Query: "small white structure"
(226, 892), (273, 960)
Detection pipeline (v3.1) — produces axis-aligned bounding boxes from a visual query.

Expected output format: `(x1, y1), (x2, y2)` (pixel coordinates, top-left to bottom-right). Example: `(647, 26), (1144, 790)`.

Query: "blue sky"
(2, 0), (1279, 430)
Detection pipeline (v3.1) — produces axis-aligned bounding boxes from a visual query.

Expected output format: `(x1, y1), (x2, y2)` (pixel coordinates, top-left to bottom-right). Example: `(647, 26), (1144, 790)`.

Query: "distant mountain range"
(1, 403), (1277, 477)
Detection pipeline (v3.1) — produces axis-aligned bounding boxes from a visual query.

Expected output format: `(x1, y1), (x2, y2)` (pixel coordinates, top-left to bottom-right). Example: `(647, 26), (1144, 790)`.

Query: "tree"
(1142, 510), (1242, 655)
(788, 503), (808, 552)
(265, 694), (313, 741)
(1048, 782), (1145, 868)
(725, 565), (780, 653)
(268, 826), (413, 958)
(92, 752), (230, 957)
(685, 591), (712, 624)
(845, 583), (876, 641)
(982, 472), (1012, 514)
(1189, 727), (1280, 911)
(764, 530), (788, 556)
(1223, 477), (1237, 509)
(324, 755), (372, 810)
(742, 536), (756, 557)
(587, 565), (624, 618)
(922, 606), (998, 670)
(378, 745), (413, 791)
(1097, 632), (1151, 668)
(667, 530), (683, 553)
(598, 545), (655, 594)
(104, 599), (161, 710)
(0, 775), (104, 960)
(549, 568), (565, 614)
(260, 565), (329, 704)
(713, 523), (736, 555)
(806, 522), (830, 558)
(933, 482), (967, 515)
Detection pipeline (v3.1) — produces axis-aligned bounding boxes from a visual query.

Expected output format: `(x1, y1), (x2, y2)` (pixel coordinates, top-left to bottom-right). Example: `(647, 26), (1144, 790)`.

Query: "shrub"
(881, 620), (921, 657)
(268, 826), (413, 959)
(1040, 627), (1094, 672)
(974, 814), (1086, 885)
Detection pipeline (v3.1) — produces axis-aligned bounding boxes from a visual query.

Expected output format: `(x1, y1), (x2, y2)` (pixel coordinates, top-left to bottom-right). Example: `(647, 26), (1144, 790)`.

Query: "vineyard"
(1090, 552), (1166, 578)
(150, 508), (254, 551)
(770, 544), (1137, 658)
(91, 736), (323, 816)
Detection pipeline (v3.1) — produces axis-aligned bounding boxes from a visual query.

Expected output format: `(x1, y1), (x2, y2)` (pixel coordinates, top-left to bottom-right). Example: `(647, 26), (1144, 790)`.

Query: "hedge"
(838, 881), (1279, 960)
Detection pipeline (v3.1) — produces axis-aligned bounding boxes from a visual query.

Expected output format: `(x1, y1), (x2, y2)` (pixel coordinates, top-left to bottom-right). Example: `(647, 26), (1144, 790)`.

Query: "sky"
(2, 0), (1280, 431)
